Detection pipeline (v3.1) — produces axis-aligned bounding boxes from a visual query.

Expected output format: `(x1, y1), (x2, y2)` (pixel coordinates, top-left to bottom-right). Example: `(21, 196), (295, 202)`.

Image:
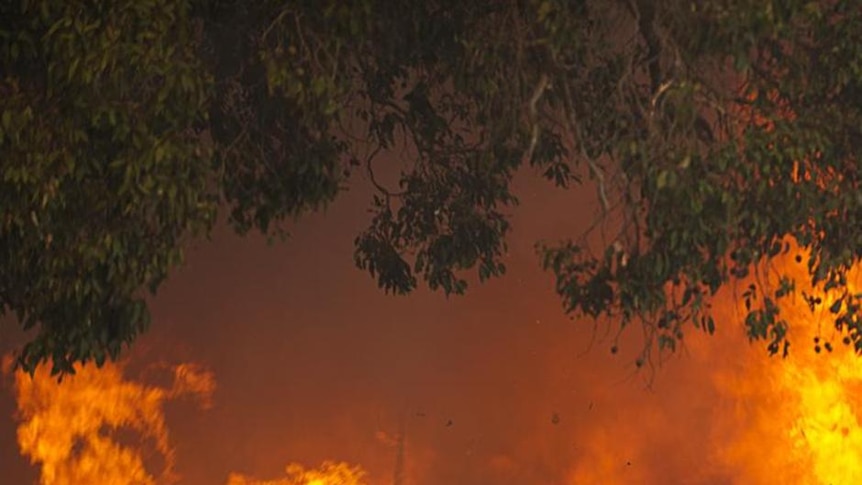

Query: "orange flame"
(225, 461), (368, 485)
(7, 252), (862, 484)
(708, 251), (862, 484)
(10, 359), (214, 485)
(559, 248), (862, 484)
(7, 359), (368, 485)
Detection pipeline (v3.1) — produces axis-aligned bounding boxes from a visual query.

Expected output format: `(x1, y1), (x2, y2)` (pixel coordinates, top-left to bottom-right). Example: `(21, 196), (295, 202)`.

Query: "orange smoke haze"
(2, 176), (862, 484)
(562, 247), (862, 484)
(702, 250), (862, 485)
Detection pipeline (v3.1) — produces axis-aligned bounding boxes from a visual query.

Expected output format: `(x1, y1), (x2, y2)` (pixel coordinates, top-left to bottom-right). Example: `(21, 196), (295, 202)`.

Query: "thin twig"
(554, 72), (611, 214)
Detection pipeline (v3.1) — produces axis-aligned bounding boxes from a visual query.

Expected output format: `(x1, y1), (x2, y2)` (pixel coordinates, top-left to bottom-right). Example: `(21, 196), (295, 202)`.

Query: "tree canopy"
(2, 0), (862, 374)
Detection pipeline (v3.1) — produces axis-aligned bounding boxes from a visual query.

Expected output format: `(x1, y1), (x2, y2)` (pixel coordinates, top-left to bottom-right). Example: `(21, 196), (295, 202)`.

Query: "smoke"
(6, 250), (862, 485)
(5, 180), (862, 484)
(700, 250), (862, 484)
(557, 248), (862, 484)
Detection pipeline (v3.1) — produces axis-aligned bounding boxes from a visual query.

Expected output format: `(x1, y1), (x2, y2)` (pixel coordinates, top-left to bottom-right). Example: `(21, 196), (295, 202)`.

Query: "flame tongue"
(8, 252), (862, 484)
(704, 252), (862, 484)
(226, 461), (367, 485)
(10, 359), (367, 485)
(12, 360), (214, 485)
(791, 359), (862, 482)
(716, 322), (862, 484)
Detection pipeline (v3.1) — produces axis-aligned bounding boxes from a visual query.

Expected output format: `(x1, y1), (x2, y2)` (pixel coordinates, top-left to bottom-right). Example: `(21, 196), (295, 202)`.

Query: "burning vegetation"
(6, 357), (368, 485)
(4, 253), (862, 485)
(226, 461), (367, 485)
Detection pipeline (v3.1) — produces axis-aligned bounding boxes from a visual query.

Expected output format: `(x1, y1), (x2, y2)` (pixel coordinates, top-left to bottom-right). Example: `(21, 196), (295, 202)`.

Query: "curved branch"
(366, 144), (406, 198)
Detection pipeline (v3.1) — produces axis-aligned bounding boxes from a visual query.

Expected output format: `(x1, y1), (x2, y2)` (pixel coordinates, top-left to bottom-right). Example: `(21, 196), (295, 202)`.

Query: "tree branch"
(365, 144), (405, 199)
(523, 73), (550, 163)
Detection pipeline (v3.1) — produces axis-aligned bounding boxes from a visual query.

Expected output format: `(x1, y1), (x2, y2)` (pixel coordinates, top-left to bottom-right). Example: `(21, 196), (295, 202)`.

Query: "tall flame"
(7, 252), (862, 484)
(9, 359), (215, 485)
(707, 250), (862, 484)
(6, 358), (368, 485)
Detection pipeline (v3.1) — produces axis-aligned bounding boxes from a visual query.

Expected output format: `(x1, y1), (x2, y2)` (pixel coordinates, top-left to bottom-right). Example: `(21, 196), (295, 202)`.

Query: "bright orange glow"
(556, 247), (862, 484)
(225, 461), (368, 485)
(11, 359), (214, 485)
(8, 359), (368, 485)
(708, 251), (862, 484)
(6, 255), (862, 484)
(709, 338), (862, 484)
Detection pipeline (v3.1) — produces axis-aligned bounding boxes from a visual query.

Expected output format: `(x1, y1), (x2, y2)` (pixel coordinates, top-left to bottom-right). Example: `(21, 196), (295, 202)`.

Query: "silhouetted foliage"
(2, 0), (862, 374)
